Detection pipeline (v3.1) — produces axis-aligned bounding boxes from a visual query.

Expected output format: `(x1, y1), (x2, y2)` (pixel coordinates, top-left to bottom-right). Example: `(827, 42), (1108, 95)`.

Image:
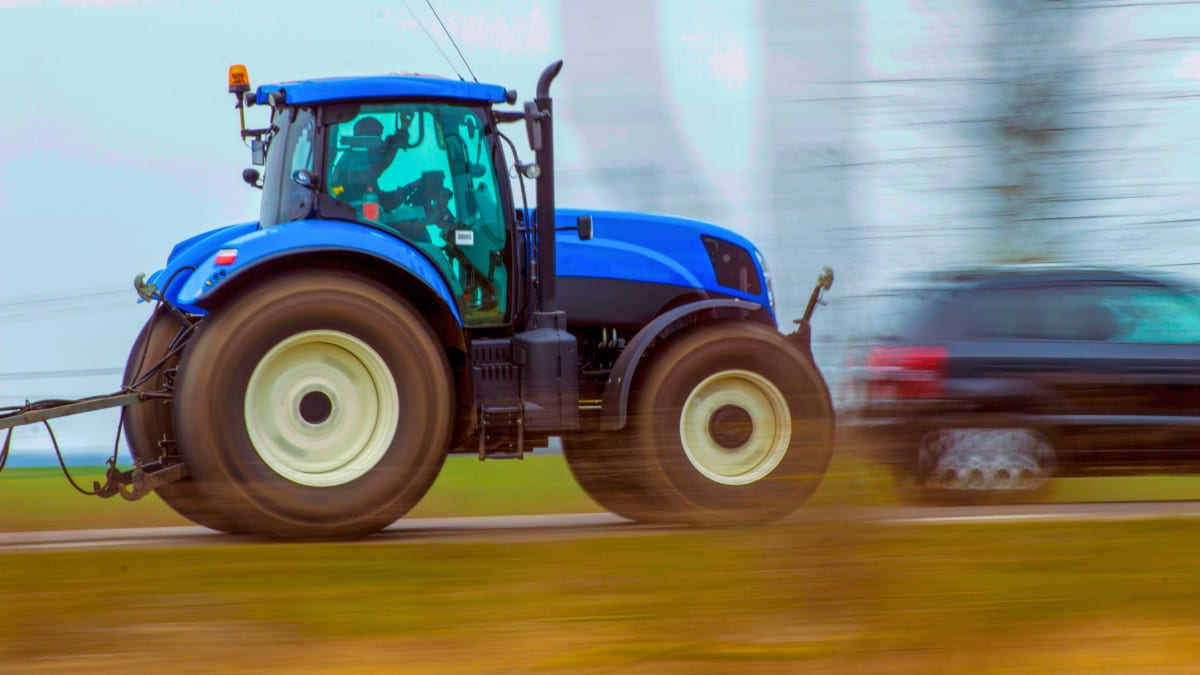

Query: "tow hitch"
(0, 389), (187, 501)
(93, 455), (188, 501)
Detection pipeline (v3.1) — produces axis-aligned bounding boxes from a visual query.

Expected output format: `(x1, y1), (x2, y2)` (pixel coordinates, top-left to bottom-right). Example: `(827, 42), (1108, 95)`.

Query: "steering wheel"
(394, 171), (454, 230)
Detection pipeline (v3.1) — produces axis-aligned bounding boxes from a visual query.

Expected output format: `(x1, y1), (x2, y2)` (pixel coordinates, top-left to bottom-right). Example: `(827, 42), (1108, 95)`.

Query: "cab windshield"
(259, 107), (316, 228)
(324, 103), (508, 325)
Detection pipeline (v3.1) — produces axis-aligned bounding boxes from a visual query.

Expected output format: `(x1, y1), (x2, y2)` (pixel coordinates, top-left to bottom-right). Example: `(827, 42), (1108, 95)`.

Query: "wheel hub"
(299, 390), (334, 425)
(244, 330), (399, 487)
(679, 369), (792, 486)
(707, 404), (754, 449)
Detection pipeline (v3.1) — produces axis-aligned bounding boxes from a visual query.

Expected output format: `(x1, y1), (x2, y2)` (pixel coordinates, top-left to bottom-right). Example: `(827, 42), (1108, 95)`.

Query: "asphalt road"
(3, 501), (1200, 554)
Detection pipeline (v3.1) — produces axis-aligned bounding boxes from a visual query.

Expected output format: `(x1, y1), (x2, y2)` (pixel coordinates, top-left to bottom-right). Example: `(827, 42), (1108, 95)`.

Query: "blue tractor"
(121, 62), (836, 540)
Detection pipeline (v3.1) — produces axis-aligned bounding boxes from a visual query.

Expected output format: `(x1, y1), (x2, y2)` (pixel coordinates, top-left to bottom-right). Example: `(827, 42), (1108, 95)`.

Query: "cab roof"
(255, 74), (508, 106)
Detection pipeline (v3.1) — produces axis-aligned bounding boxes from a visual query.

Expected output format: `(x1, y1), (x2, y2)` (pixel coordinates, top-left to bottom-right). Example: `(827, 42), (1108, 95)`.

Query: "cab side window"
(324, 104), (508, 325)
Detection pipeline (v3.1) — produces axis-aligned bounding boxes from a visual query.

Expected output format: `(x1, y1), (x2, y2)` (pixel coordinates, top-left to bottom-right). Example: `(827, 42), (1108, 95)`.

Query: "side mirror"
(242, 168), (261, 188)
(251, 139), (265, 166)
(577, 214), (593, 241)
(523, 101), (542, 152)
(292, 169), (317, 190)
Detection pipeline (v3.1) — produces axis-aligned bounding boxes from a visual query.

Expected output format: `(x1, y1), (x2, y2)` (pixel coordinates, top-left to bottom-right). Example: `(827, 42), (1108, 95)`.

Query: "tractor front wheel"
(609, 324), (835, 523)
(565, 322), (834, 526)
(631, 322), (834, 524)
(562, 432), (664, 522)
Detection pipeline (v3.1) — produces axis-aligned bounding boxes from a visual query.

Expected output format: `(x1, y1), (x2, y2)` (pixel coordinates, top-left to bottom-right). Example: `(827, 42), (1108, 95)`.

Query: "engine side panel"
(558, 276), (704, 329)
(553, 209), (773, 322)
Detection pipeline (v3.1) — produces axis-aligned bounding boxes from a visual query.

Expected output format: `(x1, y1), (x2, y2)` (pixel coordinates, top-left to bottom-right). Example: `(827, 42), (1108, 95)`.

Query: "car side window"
(1030, 288), (1121, 341)
(1100, 287), (1200, 344)
(960, 286), (1127, 342)
(956, 289), (1037, 340)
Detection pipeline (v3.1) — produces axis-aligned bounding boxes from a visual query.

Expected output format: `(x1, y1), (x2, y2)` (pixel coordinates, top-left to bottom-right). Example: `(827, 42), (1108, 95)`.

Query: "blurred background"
(0, 0), (1197, 463)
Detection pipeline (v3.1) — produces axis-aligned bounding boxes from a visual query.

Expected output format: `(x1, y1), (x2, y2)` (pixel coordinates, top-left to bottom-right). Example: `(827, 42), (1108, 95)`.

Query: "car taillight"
(865, 346), (947, 400)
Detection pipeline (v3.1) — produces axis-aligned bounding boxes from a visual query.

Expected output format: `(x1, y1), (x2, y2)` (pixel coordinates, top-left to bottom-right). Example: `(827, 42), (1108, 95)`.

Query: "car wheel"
(907, 428), (1056, 505)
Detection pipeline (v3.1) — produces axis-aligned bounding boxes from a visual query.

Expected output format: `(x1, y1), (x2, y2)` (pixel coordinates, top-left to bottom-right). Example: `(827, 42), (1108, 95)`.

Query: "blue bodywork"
(147, 222), (259, 311)
(149, 220), (463, 324)
(554, 209), (772, 313)
(256, 76), (507, 106)
(150, 209), (770, 328)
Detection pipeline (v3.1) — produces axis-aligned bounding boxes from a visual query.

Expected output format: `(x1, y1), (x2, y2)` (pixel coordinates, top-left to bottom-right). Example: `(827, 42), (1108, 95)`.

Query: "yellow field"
(4, 518), (1200, 672)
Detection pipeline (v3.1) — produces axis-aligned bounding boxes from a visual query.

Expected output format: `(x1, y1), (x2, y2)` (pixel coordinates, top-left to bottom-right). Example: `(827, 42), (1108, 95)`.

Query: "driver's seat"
(329, 148), (378, 202)
(329, 118), (388, 202)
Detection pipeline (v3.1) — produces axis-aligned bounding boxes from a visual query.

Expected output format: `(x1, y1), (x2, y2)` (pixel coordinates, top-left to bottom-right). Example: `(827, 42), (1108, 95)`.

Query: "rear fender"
(600, 298), (765, 430)
(146, 222), (261, 313)
(169, 220), (463, 326)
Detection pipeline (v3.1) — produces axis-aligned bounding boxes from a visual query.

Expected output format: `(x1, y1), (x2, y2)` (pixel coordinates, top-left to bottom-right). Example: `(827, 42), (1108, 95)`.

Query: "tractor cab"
(232, 67), (523, 328)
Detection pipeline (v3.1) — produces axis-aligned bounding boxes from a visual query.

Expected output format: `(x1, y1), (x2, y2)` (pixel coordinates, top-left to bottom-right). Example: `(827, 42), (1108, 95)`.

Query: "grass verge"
(3, 518), (1199, 671)
(0, 454), (602, 532)
(3, 451), (1200, 532)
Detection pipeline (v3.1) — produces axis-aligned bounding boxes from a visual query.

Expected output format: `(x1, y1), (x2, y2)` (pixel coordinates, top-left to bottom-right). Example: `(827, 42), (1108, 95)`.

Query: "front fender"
(600, 298), (764, 430)
(172, 220), (463, 325)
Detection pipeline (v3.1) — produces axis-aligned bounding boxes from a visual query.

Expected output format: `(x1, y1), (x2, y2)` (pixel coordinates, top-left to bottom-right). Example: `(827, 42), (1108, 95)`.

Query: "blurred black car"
(846, 266), (1200, 497)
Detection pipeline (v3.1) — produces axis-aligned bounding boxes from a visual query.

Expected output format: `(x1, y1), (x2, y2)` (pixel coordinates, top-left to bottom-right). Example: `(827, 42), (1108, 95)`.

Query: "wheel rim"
(679, 369), (792, 486)
(244, 330), (398, 487)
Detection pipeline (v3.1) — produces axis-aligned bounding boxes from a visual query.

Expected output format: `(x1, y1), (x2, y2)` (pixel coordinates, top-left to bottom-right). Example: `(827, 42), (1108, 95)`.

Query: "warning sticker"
(455, 230), (475, 246)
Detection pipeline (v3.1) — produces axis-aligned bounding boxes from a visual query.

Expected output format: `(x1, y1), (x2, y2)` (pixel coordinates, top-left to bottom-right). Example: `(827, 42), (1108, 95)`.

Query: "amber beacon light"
(228, 64), (250, 94)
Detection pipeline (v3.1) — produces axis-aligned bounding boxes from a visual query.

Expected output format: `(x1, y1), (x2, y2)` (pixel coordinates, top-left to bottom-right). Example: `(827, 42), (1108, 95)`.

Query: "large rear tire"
(123, 308), (241, 533)
(174, 271), (453, 541)
(630, 322), (834, 525)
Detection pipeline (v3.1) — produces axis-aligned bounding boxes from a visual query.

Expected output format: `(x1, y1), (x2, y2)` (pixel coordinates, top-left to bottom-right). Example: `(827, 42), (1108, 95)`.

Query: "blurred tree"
(558, 0), (717, 221)
(977, 0), (1086, 263)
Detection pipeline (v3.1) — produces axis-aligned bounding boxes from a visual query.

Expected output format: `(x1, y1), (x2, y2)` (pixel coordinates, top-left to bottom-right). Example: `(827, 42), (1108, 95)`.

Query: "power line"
(0, 287), (128, 309)
(0, 368), (123, 381)
(425, 0), (478, 83)
(399, 0), (463, 80)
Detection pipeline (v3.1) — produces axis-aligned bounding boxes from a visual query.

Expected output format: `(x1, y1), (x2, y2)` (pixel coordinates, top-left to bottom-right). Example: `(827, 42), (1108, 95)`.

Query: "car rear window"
(860, 288), (952, 342)
(940, 282), (1200, 343)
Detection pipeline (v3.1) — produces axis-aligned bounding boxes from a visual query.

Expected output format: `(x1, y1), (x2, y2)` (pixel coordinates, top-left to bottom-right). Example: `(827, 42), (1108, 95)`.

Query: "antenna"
(425, 0), (478, 83)
(399, 0), (463, 80)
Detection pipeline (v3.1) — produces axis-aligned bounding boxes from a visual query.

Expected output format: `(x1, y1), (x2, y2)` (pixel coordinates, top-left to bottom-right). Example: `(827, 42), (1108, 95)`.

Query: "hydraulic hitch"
(93, 456), (189, 501)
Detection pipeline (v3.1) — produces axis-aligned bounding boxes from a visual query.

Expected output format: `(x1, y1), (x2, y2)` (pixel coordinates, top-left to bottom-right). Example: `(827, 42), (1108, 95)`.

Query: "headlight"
(702, 235), (762, 296)
(754, 249), (776, 316)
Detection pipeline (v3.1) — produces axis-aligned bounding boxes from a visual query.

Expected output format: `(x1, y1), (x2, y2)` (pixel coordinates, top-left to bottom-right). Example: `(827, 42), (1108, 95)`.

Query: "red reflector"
(214, 249), (238, 266)
(866, 346), (947, 399)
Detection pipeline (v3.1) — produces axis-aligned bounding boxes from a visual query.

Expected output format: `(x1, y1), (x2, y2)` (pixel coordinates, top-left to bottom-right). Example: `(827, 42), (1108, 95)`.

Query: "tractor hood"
(553, 209), (773, 325)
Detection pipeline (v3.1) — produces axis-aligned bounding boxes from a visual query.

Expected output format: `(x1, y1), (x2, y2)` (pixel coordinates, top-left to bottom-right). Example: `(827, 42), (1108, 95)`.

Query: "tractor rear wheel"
(628, 322), (834, 525)
(123, 308), (241, 533)
(174, 271), (453, 540)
